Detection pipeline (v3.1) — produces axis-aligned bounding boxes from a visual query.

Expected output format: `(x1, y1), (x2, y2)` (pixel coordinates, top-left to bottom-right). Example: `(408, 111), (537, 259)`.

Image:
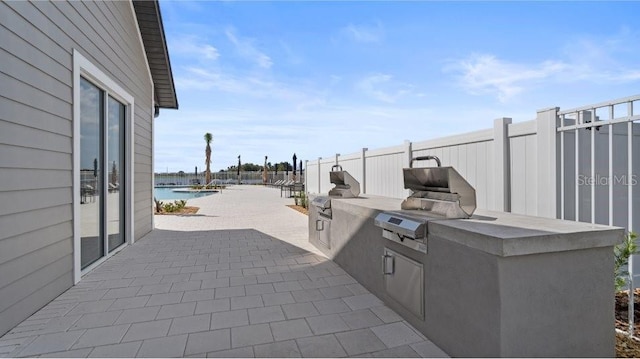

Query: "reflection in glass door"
(80, 78), (104, 269)
(107, 96), (125, 251)
(79, 77), (126, 270)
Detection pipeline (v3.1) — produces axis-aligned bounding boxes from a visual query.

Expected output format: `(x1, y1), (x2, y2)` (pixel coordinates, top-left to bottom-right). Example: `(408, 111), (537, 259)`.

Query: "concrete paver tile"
(282, 302), (319, 319)
(370, 322), (423, 348)
(261, 292), (295, 306)
(369, 306), (402, 323)
(72, 324), (130, 349)
(410, 340), (450, 357)
(335, 329), (386, 356)
(170, 281), (202, 292)
(108, 296), (150, 311)
(210, 310), (249, 330)
(296, 334), (347, 358)
(146, 292), (183, 306)
(87, 341), (142, 358)
(230, 276), (258, 286)
(230, 295), (264, 310)
(102, 287), (142, 299)
(319, 285), (354, 299)
(312, 298), (351, 315)
(273, 281), (303, 292)
(291, 289), (324, 303)
(70, 311), (120, 330)
(114, 307), (160, 325)
(253, 339), (301, 358)
(137, 283), (172, 296)
(325, 275), (358, 287)
(168, 314), (211, 335)
(207, 346), (254, 358)
(230, 323), (273, 348)
(343, 294), (383, 311)
(121, 319), (171, 342)
(185, 329), (230, 356)
(248, 306), (285, 324)
(67, 300), (115, 316)
(201, 278), (230, 290)
(39, 348), (93, 358)
(182, 289), (216, 303)
(371, 344), (421, 357)
(189, 272), (217, 281)
(245, 284), (275, 296)
(156, 302), (196, 319)
(214, 286), (245, 299)
(17, 330), (85, 357)
(195, 298), (230, 314)
(340, 309), (384, 330)
(269, 319), (313, 342)
(306, 314), (350, 335)
(137, 334), (188, 358)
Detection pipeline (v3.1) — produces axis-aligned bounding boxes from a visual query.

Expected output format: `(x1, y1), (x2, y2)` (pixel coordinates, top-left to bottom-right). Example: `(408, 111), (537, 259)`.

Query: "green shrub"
(162, 200), (187, 213)
(615, 231), (639, 292)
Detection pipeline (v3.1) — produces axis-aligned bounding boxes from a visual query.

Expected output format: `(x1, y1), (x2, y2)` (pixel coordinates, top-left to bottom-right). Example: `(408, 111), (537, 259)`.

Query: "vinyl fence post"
(536, 107), (560, 219)
(361, 147), (368, 194)
(494, 118), (512, 212)
(317, 157), (321, 194)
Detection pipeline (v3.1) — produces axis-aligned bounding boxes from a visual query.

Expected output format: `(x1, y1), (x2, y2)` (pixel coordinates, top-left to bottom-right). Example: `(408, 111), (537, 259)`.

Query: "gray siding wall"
(0, 1), (153, 336)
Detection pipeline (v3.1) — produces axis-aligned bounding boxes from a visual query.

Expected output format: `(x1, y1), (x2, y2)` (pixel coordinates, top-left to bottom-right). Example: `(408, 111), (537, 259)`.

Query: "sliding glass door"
(79, 77), (126, 269)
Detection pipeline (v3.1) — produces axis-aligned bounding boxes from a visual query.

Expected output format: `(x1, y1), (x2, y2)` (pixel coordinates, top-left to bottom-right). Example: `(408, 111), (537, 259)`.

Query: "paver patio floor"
(0, 186), (448, 358)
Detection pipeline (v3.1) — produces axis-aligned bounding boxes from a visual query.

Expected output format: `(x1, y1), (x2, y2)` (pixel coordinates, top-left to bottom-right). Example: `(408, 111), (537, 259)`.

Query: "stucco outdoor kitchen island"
(308, 194), (623, 357)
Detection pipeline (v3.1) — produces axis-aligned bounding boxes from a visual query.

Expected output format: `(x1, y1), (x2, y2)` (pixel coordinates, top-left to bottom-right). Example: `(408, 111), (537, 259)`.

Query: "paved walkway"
(0, 186), (448, 358)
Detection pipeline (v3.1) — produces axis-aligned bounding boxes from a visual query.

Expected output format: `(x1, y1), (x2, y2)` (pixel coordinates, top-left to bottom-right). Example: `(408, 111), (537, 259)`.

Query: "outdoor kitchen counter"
(319, 194), (623, 256)
(309, 193), (624, 357)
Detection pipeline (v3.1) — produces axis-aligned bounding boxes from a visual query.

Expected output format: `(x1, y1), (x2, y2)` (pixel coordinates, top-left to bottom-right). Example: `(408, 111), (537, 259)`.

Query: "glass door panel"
(107, 96), (125, 252)
(80, 78), (104, 269)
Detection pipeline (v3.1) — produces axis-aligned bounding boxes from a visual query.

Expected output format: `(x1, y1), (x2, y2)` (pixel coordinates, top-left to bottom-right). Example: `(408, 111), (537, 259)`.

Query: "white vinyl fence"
(305, 95), (640, 230)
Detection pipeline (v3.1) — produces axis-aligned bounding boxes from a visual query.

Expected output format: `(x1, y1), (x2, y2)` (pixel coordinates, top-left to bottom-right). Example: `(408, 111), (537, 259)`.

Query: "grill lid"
(401, 156), (476, 218)
(328, 165), (360, 198)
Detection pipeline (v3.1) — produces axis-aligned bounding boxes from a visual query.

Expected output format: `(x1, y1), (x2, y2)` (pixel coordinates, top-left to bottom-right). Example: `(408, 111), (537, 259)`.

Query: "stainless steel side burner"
(374, 156), (476, 253)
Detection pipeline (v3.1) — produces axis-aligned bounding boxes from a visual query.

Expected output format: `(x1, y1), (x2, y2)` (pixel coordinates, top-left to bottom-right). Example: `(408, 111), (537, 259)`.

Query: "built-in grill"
(311, 165), (361, 249)
(328, 165), (360, 198)
(374, 156), (476, 254)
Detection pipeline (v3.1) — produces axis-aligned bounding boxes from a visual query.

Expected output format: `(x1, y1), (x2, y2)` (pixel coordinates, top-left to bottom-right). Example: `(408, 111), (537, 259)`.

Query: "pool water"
(154, 187), (216, 200)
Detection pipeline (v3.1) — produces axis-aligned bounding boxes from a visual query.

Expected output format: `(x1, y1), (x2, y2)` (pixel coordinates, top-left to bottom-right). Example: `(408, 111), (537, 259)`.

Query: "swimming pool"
(154, 187), (217, 200)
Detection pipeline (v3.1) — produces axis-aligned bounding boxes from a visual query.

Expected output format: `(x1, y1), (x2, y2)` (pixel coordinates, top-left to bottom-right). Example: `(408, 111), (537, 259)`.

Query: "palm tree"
(204, 133), (212, 185)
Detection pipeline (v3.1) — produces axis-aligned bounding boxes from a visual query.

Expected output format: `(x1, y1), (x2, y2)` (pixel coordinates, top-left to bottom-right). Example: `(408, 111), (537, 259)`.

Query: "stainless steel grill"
(328, 165), (360, 198)
(374, 156), (476, 253)
(311, 166), (361, 250)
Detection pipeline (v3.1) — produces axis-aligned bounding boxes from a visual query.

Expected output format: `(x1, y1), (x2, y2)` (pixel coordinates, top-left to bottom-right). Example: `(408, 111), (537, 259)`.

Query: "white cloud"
(176, 67), (318, 103)
(169, 35), (219, 61)
(343, 22), (384, 43)
(447, 31), (640, 102)
(356, 73), (415, 103)
(445, 54), (567, 102)
(225, 28), (273, 69)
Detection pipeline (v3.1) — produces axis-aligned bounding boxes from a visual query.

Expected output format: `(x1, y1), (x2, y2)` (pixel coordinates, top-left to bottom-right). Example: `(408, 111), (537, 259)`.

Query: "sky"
(154, 1), (640, 173)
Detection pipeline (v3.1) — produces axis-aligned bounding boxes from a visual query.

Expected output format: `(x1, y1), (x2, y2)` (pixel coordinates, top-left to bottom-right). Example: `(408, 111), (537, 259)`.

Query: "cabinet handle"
(382, 254), (394, 275)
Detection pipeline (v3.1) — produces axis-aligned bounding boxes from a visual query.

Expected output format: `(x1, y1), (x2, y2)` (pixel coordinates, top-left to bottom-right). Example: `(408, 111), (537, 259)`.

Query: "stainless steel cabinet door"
(383, 248), (424, 318)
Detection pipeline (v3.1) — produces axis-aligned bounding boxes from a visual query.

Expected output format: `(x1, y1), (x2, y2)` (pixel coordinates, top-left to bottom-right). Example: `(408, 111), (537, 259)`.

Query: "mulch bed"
(154, 206), (199, 215)
(616, 289), (640, 357)
(286, 205), (309, 215)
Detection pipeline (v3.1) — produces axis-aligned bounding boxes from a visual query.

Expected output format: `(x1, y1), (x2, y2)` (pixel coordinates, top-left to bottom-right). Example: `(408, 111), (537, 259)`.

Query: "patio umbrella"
(237, 155), (241, 184)
(263, 156), (268, 185)
(292, 153), (297, 181)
